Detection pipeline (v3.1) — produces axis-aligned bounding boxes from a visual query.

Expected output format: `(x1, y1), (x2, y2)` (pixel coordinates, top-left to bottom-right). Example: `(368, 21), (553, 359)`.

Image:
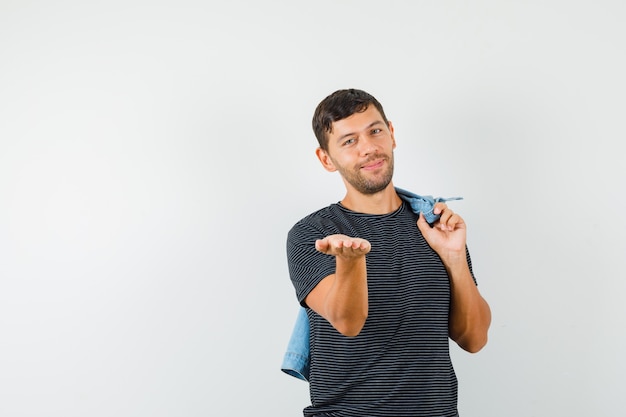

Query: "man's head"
(312, 89), (390, 151)
(312, 89), (396, 196)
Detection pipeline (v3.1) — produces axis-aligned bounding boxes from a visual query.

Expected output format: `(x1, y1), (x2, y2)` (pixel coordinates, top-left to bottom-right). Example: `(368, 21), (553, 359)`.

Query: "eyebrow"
(335, 120), (386, 143)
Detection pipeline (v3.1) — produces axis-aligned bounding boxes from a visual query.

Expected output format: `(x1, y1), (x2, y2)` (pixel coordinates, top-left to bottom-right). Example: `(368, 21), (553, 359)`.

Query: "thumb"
(417, 213), (439, 246)
(416, 212), (430, 234)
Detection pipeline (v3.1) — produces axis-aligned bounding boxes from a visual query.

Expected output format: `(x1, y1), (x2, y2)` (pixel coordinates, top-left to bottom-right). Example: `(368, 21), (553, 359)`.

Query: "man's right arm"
(304, 234), (371, 337)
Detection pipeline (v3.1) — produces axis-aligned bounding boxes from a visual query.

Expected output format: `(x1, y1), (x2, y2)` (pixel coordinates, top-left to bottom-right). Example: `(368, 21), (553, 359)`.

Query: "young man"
(286, 88), (491, 416)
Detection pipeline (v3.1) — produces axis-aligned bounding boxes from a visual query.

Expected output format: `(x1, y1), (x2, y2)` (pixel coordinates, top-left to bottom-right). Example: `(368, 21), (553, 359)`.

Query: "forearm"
(323, 256), (368, 336)
(308, 234), (371, 337)
(446, 259), (491, 353)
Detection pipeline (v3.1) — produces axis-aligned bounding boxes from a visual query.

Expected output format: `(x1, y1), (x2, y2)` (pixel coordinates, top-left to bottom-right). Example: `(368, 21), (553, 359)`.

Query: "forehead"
(329, 105), (385, 137)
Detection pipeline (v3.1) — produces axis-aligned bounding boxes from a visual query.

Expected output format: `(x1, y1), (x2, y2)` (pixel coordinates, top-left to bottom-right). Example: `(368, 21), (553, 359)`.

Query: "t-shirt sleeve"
(286, 220), (336, 307)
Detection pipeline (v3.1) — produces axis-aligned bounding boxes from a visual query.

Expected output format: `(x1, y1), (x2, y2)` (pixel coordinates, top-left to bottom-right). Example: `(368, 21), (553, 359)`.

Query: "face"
(316, 105), (396, 195)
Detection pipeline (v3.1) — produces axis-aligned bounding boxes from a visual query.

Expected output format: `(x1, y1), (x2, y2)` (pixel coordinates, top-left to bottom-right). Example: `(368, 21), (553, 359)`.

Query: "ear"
(388, 121), (396, 150)
(315, 147), (337, 172)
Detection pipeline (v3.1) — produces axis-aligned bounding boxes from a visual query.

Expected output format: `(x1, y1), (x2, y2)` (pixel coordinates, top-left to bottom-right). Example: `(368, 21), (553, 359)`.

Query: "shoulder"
(289, 204), (342, 233)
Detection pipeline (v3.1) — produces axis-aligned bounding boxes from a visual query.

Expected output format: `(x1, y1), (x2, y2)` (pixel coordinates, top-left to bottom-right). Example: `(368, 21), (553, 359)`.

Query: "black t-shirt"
(287, 201), (473, 417)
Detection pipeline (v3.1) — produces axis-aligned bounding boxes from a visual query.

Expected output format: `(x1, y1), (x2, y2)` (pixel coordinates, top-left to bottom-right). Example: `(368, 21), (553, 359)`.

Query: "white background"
(1, 1), (625, 416)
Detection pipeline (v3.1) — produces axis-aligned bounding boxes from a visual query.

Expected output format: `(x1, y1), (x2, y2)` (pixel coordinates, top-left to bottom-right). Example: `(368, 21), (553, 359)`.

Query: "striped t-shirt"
(287, 200), (474, 417)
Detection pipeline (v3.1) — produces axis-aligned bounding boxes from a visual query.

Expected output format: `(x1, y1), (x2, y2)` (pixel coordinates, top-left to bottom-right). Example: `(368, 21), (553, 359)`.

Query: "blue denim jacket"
(281, 187), (462, 381)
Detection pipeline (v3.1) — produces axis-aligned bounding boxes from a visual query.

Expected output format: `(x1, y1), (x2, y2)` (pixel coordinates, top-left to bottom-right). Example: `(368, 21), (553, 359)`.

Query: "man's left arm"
(417, 204), (492, 353)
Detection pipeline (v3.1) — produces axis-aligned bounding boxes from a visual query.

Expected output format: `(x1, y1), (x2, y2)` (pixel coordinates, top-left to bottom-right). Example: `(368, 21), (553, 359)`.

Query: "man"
(286, 88), (491, 416)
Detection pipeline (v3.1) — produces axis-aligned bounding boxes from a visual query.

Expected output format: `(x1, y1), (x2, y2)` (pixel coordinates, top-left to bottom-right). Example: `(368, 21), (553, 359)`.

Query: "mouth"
(361, 158), (385, 171)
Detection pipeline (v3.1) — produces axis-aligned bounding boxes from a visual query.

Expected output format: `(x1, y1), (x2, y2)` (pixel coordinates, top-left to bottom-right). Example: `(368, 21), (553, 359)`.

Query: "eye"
(342, 138), (356, 146)
(371, 128), (382, 134)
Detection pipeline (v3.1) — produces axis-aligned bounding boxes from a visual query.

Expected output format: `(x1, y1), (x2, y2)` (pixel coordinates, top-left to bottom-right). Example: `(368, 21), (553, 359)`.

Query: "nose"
(358, 136), (378, 155)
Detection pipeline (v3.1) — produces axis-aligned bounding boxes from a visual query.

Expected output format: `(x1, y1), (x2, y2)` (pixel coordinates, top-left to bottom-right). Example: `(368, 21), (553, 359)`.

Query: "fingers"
(433, 202), (446, 216)
(433, 202), (453, 230)
(426, 203), (465, 232)
(315, 234), (371, 257)
(438, 212), (462, 231)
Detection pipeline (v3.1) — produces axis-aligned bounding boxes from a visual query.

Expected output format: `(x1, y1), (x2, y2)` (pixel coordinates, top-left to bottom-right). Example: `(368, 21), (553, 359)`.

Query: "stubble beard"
(338, 153), (395, 195)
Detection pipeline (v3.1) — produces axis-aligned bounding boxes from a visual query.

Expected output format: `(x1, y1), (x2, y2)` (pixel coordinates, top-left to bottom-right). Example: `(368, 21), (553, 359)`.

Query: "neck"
(340, 183), (402, 215)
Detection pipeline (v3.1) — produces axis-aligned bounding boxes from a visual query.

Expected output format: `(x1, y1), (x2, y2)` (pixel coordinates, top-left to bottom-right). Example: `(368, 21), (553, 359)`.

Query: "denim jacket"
(281, 187), (462, 381)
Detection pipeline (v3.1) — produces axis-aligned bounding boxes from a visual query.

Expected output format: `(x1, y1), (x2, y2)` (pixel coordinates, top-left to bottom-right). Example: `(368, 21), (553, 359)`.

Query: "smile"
(361, 159), (385, 170)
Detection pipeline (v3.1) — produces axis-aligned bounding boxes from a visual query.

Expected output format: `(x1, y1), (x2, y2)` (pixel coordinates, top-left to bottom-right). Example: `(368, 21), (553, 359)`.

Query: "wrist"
(441, 252), (468, 276)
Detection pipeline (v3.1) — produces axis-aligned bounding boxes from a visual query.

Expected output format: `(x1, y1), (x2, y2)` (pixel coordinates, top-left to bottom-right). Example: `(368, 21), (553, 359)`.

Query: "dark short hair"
(312, 88), (389, 151)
